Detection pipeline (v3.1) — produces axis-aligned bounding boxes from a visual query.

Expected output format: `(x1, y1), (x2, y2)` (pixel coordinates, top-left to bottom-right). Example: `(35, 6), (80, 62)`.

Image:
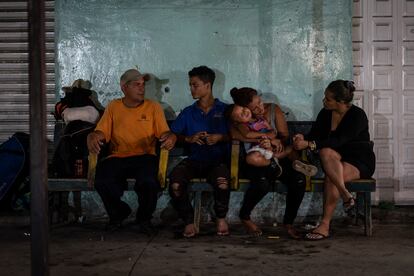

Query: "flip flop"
(304, 231), (329, 241)
(183, 231), (197, 238)
(343, 196), (356, 211)
(247, 229), (263, 237)
(217, 230), (230, 236)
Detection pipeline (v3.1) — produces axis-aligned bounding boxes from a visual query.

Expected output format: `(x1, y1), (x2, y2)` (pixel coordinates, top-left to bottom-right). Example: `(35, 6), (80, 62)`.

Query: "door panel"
(353, 0), (414, 204)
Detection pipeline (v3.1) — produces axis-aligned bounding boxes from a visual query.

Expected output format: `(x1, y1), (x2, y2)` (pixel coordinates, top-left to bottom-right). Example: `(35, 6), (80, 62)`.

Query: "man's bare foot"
(241, 219), (262, 237)
(183, 223), (198, 238)
(283, 224), (301, 239)
(216, 218), (230, 236)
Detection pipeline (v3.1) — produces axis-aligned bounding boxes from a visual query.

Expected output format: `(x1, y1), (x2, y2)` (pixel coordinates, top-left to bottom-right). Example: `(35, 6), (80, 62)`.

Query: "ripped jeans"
(168, 158), (230, 225)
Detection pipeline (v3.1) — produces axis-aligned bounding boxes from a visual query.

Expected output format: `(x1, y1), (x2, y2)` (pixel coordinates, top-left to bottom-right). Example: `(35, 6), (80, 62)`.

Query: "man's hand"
(185, 131), (207, 145)
(87, 131), (105, 155)
(160, 132), (177, 150)
(205, 133), (223, 145)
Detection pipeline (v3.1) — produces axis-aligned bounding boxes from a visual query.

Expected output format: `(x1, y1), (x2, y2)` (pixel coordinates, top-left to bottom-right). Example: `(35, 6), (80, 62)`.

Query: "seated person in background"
(87, 69), (176, 234)
(293, 80), (375, 241)
(169, 65), (231, 238)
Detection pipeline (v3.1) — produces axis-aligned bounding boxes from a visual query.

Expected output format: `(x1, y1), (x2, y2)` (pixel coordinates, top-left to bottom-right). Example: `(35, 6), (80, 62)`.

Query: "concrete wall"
(55, 0), (352, 222)
(74, 190), (330, 224)
(55, 0), (352, 120)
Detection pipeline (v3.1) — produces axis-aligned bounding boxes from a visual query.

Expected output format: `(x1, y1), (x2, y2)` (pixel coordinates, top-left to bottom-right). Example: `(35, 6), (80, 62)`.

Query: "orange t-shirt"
(95, 99), (170, 158)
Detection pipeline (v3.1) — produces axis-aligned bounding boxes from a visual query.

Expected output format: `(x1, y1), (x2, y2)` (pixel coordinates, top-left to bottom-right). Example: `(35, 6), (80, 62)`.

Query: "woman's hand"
(259, 137), (272, 150)
(265, 131), (276, 140)
(270, 138), (284, 153)
(292, 134), (308, 150)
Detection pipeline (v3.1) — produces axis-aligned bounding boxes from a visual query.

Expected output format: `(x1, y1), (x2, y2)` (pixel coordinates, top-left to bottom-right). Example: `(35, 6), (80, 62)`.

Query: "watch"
(309, 140), (316, 151)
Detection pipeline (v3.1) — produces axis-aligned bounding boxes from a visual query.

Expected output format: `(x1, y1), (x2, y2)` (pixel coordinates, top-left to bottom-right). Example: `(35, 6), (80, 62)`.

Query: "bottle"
(74, 159), (83, 178)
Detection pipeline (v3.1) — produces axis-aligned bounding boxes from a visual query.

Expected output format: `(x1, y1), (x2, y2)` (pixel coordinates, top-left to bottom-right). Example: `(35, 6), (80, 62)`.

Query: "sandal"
(305, 231), (329, 241)
(242, 220), (263, 237)
(249, 229), (263, 237)
(217, 230), (230, 236)
(343, 196), (356, 211)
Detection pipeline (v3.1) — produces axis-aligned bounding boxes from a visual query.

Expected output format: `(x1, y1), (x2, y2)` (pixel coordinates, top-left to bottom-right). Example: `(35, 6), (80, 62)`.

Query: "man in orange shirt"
(87, 69), (176, 233)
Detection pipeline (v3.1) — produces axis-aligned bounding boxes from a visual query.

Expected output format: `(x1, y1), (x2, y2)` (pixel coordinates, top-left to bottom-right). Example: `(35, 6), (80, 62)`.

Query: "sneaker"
(292, 160), (318, 177)
(105, 220), (123, 232)
(106, 203), (132, 231)
(270, 158), (283, 177)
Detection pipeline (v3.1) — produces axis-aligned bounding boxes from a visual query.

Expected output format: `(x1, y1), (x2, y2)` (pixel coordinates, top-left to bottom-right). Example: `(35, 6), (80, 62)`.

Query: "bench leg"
(364, 191), (372, 237)
(60, 191), (69, 222)
(193, 191), (202, 233)
(355, 192), (360, 226)
(49, 192), (57, 225)
(73, 191), (82, 221)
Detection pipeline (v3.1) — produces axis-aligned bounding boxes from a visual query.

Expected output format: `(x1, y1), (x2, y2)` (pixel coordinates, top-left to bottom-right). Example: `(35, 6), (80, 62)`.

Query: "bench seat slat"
(48, 178), (88, 191)
(48, 178), (376, 193)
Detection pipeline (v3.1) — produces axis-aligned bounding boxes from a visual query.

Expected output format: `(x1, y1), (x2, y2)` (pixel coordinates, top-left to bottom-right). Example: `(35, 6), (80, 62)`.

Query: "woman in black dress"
(293, 80), (375, 240)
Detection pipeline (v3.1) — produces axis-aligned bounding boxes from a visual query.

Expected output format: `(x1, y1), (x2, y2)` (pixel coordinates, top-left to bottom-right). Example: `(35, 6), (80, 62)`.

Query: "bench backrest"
(87, 121), (314, 189)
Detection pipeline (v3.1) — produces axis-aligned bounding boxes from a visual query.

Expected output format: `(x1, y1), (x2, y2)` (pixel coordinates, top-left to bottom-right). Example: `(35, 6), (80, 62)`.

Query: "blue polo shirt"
(171, 99), (230, 163)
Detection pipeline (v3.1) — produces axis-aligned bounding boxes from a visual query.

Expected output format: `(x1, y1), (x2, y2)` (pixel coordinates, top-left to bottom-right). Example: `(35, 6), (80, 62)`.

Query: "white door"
(353, 0), (414, 204)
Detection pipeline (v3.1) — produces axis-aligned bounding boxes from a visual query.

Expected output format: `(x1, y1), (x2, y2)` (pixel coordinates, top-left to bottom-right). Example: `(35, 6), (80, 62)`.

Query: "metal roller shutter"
(0, 0), (55, 144)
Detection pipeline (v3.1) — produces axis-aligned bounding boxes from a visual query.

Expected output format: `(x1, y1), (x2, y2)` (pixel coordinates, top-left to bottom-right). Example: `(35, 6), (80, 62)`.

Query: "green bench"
(48, 121), (376, 236)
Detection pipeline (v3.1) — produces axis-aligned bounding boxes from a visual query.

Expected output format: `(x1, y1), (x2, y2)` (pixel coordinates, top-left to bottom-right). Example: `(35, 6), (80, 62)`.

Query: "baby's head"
(227, 104), (252, 123)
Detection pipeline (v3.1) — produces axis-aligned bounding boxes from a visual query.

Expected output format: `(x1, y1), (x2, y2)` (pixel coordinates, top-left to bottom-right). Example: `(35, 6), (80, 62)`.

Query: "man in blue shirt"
(169, 66), (231, 238)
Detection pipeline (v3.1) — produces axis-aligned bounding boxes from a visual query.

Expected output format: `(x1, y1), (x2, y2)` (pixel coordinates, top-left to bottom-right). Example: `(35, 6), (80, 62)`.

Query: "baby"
(228, 104), (318, 177)
(228, 104), (283, 175)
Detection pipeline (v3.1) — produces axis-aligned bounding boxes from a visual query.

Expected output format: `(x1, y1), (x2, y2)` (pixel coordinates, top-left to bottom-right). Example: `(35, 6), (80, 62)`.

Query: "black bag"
(0, 132), (30, 210)
(53, 87), (100, 120)
(61, 87), (96, 108)
(52, 121), (95, 178)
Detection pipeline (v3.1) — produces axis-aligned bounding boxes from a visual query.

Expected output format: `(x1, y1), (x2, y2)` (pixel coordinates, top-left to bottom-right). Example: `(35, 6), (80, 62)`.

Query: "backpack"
(52, 120), (95, 178)
(0, 132), (30, 210)
(53, 87), (102, 121)
(51, 83), (104, 178)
